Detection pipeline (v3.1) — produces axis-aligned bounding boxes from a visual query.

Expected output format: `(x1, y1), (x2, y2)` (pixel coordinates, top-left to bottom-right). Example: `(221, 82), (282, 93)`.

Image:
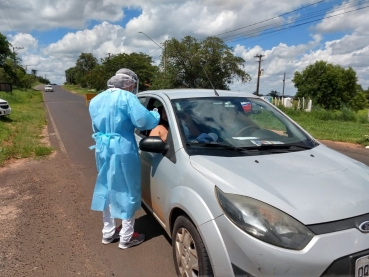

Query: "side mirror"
(139, 136), (168, 154)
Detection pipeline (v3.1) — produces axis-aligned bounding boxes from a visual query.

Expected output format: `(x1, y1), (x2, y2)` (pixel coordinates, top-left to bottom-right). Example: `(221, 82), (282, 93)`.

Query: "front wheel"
(172, 215), (213, 277)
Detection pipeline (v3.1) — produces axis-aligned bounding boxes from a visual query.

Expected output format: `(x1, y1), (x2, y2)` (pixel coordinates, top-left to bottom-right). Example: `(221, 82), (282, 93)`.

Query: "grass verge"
(280, 107), (369, 145)
(62, 84), (98, 96)
(0, 88), (53, 166)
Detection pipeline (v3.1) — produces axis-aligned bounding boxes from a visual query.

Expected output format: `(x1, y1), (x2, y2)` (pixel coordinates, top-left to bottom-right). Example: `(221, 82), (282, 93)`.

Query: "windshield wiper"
(186, 142), (313, 153)
(236, 143), (313, 151)
(186, 142), (247, 152)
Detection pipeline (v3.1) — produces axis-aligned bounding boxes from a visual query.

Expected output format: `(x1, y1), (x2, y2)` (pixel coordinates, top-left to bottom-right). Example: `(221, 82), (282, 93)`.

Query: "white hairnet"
(114, 68), (139, 94)
(107, 74), (136, 90)
(106, 68), (139, 93)
(115, 68), (138, 81)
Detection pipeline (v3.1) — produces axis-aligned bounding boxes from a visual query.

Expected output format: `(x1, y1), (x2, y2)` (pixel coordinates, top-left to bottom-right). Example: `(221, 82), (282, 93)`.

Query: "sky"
(1, 0), (369, 96)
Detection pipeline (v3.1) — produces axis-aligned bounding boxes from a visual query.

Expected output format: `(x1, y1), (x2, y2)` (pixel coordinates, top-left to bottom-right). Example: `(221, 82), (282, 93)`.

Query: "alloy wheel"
(174, 227), (199, 277)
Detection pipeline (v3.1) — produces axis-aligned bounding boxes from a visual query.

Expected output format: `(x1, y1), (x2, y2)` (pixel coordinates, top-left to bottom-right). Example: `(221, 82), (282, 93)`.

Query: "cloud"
(2, 0), (369, 90)
(230, 31), (369, 95)
(315, 0), (369, 35)
(0, 0), (126, 32)
(7, 33), (38, 53)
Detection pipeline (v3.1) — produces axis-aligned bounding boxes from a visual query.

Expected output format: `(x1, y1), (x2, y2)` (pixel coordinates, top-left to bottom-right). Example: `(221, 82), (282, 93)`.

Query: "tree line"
(0, 33), (50, 90)
(65, 36), (251, 92)
(1, 30), (367, 111)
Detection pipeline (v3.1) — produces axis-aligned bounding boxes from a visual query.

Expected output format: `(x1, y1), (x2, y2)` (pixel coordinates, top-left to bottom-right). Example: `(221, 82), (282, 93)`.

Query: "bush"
(279, 103), (368, 123)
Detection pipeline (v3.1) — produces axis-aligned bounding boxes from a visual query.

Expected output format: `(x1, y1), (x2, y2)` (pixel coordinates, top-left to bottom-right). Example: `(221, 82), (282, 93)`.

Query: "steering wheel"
(235, 126), (260, 136)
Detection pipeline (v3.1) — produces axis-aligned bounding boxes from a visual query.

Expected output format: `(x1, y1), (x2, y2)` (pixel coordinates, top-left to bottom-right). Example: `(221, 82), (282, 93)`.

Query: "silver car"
(135, 89), (369, 277)
(0, 97), (11, 116)
(44, 85), (53, 92)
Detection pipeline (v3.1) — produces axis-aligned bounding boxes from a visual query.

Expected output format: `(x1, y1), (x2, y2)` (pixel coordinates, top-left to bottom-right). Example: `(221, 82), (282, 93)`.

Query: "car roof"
(137, 89), (256, 100)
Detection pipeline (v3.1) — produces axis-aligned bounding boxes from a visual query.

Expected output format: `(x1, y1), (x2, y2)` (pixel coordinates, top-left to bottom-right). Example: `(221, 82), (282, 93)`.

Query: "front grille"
(0, 104), (9, 109)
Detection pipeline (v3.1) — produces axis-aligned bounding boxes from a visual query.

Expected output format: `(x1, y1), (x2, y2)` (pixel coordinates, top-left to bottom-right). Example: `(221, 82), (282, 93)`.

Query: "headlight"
(215, 187), (314, 250)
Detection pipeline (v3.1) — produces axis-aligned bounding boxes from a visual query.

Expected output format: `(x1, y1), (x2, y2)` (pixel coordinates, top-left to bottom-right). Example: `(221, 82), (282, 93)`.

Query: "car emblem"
(358, 221), (369, 232)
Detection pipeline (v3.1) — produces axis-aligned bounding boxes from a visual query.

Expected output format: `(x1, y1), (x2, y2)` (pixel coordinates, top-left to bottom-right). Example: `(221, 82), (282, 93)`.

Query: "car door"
(135, 96), (178, 226)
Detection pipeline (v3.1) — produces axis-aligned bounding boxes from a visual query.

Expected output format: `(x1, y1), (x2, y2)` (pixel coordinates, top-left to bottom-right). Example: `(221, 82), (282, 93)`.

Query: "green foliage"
(74, 53), (98, 87)
(292, 60), (364, 111)
(268, 90), (280, 98)
(279, 107), (369, 145)
(148, 70), (173, 90)
(65, 67), (77, 84)
(0, 32), (12, 67)
(151, 36), (251, 90)
(0, 89), (53, 165)
(35, 75), (50, 84)
(66, 52), (157, 92)
(99, 52), (157, 92)
(0, 67), (11, 82)
(279, 104), (367, 123)
(349, 92), (368, 115)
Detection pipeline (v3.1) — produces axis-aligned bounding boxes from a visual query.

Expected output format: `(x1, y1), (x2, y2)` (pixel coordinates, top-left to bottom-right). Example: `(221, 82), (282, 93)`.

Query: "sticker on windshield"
(240, 101), (252, 112)
(232, 137), (259, 140)
(250, 140), (284, 146)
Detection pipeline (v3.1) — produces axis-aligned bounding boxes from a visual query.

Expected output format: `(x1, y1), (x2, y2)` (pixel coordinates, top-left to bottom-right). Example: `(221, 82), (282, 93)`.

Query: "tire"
(172, 215), (214, 277)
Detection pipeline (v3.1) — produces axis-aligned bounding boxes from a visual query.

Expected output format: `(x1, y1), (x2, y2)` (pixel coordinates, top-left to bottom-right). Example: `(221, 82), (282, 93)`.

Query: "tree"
(65, 67), (78, 84)
(0, 33), (16, 84)
(151, 36), (251, 90)
(358, 84), (369, 106)
(0, 33), (12, 67)
(82, 52), (157, 92)
(74, 53), (98, 87)
(268, 90), (280, 98)
(292, 60), (362, 110)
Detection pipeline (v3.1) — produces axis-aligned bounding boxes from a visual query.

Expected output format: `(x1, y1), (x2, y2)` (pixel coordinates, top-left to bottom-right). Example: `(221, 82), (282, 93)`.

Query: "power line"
(206, 0), (327, 40)
(224, 3), (369, 44)
(3, 0), (15, 31)
(0, 5), (12, 31)
(220, 0), (368, 42)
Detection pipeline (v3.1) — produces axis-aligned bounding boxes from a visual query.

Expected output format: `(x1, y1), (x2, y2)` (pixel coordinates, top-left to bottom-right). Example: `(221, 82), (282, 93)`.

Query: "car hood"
(0, 98), (8, 103)
(190, 144), (369, 225)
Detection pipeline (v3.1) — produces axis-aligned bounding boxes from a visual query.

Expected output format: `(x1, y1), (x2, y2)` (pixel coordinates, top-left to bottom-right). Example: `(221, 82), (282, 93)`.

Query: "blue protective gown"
(88, 88), (159, 220)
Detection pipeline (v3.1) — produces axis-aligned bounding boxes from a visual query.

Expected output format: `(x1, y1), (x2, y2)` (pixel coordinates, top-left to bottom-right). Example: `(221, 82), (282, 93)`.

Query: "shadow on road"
(134, 204), (172, 245)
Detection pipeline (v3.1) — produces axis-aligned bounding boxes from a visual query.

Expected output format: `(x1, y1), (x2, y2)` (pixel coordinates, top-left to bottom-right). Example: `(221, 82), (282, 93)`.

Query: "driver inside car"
(207, 105), (259, 141)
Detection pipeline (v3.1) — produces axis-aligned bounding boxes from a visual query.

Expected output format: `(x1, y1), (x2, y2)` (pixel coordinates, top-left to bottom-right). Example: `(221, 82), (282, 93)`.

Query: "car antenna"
(171, 40), (219, 96)
(199, 60), (219, 96)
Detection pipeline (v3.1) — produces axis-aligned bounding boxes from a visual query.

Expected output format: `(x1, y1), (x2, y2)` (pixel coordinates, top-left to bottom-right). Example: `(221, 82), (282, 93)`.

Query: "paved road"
(41, 85), (369, 276)
(41, 85), (176, 277)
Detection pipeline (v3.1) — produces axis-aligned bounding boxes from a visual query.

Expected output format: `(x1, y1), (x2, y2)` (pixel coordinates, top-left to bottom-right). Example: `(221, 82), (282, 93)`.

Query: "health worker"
(88, 68), (159, 249)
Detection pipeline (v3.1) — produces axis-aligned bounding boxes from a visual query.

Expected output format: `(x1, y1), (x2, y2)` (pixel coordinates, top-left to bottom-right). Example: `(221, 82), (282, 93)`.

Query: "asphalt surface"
(42, 85), (177, 277)
(0, 85), (368, 277)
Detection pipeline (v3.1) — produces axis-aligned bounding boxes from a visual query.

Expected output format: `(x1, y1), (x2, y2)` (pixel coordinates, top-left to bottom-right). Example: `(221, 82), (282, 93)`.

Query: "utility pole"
(282, 72), (286, 98)
(12, 46), (24, 71)
(163, 41), (166, 77)
(12, 47), (24, 87)
(24, 65), (33, 73)
(106, 53), (111, 59)
(254, 54), (264, 96)
(31, 69), (38, 82)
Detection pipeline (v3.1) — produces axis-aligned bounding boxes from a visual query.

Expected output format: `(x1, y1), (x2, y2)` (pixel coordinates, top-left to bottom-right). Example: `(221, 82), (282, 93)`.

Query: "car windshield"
(172, 97), (317, 156)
